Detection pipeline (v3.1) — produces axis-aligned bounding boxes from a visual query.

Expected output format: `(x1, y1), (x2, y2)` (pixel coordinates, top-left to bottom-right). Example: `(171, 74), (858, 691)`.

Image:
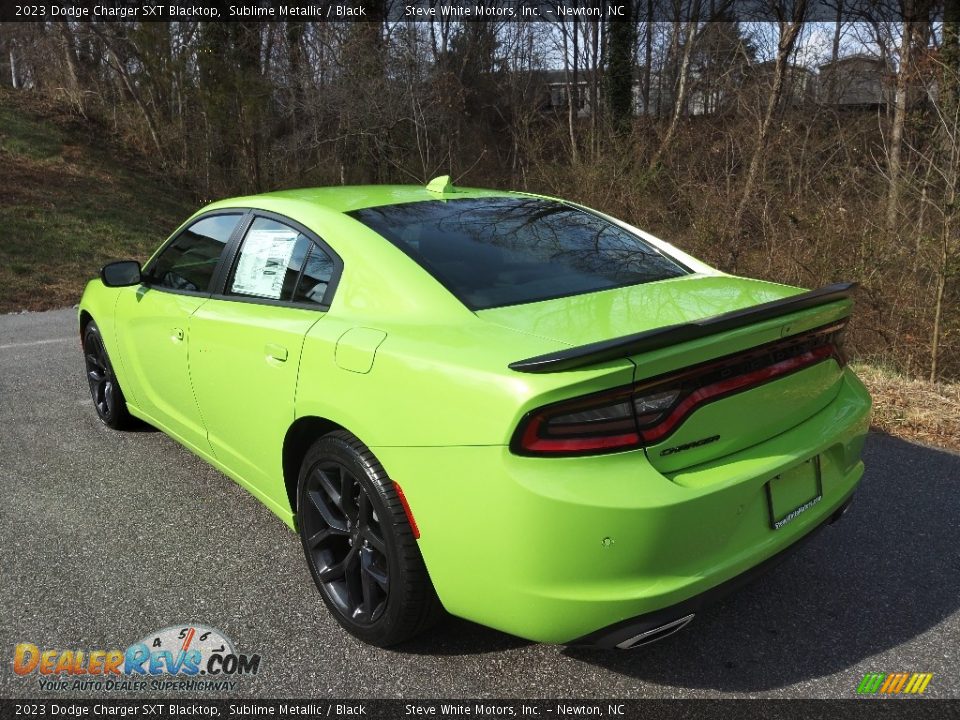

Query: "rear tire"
(296, 430), (442, 646)
(83, 321), (136, 430)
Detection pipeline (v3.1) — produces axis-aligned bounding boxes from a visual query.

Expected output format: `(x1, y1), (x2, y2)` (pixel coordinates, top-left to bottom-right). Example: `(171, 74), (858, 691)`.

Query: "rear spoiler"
(508, 282), (857, 374)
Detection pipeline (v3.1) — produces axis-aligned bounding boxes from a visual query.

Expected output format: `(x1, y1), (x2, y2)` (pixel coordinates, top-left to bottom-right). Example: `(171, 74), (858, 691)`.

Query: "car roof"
(202, 184), (522, 216)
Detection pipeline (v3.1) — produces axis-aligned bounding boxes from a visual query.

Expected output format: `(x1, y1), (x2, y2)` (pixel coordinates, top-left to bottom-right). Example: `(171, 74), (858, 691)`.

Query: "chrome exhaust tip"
(615, 613), (695, 649)
(830, 497), (854, 524)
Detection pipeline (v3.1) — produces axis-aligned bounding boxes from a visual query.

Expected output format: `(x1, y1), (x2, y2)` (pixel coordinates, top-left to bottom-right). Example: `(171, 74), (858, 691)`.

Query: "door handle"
(265, 343), (288, 362)
(172, 327), (184, 343)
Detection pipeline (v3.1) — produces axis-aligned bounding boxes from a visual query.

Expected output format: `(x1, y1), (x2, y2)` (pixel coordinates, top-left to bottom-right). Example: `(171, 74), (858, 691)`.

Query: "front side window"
(227, 216), (335, 305)
(147, 214), (241, 293)
(349, 197), (689, 309)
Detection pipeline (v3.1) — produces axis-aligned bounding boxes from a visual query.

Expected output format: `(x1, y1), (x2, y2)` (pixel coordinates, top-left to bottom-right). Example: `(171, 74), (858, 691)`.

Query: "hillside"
(0, 89), (194, 312)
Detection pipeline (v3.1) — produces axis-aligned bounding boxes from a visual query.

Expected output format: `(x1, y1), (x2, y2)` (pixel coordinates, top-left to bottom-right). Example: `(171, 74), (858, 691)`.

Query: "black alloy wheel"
(83, 321), (134, 430)
(297, 431), (442, 646)
(301, 460), (390, 624)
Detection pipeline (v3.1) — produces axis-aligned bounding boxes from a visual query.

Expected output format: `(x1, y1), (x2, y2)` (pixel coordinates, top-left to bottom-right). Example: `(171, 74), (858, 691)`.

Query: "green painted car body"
(79, 183), (871, 646)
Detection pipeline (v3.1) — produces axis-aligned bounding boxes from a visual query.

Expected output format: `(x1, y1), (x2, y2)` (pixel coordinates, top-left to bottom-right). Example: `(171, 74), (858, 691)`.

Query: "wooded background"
(1, 6), (958, 381)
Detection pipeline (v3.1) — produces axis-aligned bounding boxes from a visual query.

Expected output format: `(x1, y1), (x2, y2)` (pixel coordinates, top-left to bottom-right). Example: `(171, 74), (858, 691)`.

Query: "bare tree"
(650, 14), (700, 169)
(886, 16), (914, 235)
(558, 12), (581, 164)
(926, 13), (960, 381)
(729, 0), (808, 267)
(8, 36), (18, 89)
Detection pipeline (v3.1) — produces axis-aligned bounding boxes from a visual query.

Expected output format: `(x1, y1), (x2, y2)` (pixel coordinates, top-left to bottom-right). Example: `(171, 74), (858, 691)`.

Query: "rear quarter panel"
(295, 317), (636, 447)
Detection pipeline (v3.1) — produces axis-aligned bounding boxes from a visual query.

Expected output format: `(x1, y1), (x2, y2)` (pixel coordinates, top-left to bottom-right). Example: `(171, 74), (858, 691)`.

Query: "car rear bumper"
(570, 491), (856, 649)
(374, 369), (871, 644)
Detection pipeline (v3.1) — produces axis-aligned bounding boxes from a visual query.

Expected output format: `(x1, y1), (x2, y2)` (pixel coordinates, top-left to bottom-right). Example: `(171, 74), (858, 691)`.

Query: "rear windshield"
(349, 197), (689, 310)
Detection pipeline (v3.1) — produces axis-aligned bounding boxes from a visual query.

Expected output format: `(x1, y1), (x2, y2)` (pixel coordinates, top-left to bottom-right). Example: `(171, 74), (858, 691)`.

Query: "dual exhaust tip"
(615, 613), (696, 650)
(608, 497), (854, 650)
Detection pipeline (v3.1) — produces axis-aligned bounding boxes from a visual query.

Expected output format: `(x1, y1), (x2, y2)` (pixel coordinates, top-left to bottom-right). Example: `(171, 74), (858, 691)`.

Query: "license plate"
(766, 456), (822, 530)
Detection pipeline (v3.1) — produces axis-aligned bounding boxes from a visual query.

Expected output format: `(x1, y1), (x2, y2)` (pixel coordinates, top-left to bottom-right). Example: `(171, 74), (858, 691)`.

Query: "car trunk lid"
(479, 275), (802, 350)
(485, 275), (853, 472)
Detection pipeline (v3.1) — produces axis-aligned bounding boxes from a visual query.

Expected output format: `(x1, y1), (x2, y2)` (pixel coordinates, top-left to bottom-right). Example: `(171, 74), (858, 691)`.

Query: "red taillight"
(517, 386), (641, 454)
(511, 321), (847, 457)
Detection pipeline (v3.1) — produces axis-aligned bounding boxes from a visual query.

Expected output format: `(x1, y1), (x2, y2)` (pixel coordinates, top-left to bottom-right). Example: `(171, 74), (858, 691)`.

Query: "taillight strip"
(512, 321), (847, 457)
(520, 414), (640, 454)
(637, 344), (836, 443)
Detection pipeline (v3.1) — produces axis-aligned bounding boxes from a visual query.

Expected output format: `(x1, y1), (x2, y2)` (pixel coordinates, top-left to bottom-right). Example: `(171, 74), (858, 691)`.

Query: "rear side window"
(147, 214), (241, 292)
(227, 216), (335, 305)
(349, 197), (689, 309)
(292, 245), (335, 305)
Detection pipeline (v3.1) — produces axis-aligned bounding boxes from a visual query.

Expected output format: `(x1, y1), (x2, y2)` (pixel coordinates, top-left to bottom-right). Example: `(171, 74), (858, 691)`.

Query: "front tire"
(83, 321), (135, 430)
(296, 431), (441, 646)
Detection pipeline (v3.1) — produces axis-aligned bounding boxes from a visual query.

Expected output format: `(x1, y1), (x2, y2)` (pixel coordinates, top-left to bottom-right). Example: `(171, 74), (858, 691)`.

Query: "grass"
(0, 105), (63, 159)
(0, 90), (195, 312)
(852, 363), (960, 453)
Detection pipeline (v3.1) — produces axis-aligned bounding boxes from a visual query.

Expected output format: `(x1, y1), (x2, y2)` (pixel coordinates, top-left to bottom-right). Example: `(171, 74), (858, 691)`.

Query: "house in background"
(536, 53), (894, 119)
(751, 61), (818, 107)
(541, 69), (592, 117)
(540, 67), (659, 117)
(911, 46), (944, 106)
(818, 54), (893, 108)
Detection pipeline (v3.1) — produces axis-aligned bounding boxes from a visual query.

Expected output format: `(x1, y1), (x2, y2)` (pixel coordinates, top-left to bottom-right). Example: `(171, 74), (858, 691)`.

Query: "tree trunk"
(730, 9), (807, 268)
(606, 11), (636, 132)
(650, 18), (698, 170)
(56, 21), (84, 114)
(642, 1), (653, 113)
(561, 17), (579, 164)
(886, 19), (914, 236)
(826, 0), (842, 103)
(589, 19), (600, 159)
(93, 28), (166, 163)
(930, 234), (947, 382)
(640, 0), (653, 115)
(9, 41), (18, 89)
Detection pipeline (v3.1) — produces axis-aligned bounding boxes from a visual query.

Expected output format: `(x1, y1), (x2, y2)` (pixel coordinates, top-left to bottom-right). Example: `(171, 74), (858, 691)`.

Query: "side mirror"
(100, 260), (142, 288)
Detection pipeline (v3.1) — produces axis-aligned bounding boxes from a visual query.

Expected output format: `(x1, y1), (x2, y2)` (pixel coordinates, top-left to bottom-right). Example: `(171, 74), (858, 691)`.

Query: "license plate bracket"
(765, 456), (823, 530)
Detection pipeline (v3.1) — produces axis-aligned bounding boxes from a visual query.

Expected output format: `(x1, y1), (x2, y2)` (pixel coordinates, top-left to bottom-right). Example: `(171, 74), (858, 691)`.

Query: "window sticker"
(231, 229), (300, 299)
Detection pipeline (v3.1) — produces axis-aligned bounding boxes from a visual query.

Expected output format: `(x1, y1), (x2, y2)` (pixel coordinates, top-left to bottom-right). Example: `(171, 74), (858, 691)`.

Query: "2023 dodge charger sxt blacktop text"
(79, 177), (871, 649)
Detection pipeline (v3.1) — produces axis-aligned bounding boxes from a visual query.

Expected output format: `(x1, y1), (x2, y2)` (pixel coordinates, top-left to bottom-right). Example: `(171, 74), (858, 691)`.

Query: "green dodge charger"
(78, 177), (871, 649)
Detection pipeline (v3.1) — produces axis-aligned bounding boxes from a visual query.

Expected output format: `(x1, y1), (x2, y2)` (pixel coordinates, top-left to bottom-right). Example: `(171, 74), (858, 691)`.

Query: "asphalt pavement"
(1, 308), (958, 699)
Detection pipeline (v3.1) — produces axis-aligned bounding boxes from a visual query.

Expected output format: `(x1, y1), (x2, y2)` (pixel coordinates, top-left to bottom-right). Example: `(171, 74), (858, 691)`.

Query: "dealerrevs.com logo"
(13, 624), (261, 692)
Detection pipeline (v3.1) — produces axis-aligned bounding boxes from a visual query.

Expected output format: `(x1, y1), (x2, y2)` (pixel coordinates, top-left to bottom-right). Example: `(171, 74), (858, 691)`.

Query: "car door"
(114, 212), (245, 454)
(187, 213), (341, 514)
